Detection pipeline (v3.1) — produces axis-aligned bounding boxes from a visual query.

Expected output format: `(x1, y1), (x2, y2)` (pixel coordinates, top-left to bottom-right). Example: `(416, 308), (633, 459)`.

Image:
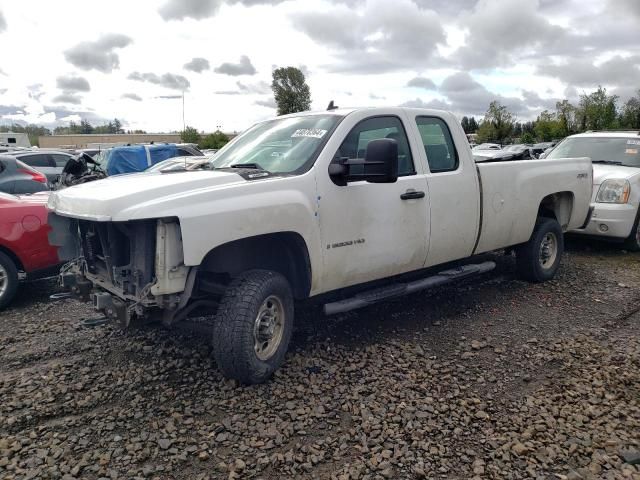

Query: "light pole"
(182, 91), (186, 132)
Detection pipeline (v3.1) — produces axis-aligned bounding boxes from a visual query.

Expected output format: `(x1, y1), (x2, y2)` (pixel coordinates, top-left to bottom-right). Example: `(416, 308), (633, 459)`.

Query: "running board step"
(323, 261), (496, 316)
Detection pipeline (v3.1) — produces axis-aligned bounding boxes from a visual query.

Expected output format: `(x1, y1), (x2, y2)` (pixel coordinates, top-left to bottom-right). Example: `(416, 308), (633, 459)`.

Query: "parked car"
(104, 144), (204, 176)
(0, 192), (60, 309)
(77, 148), (102, 158)
(503, 144), (534, 159)
(176, 144), (205, 156)
(5, 150), (75, 184)
(48, 106), (593, 384)
(0, 155), (49, 194)
(531, 142), (557, 158)
(548, 131), (640, 250)
(473, 150), (518, 162)
(55, 152), (107, 189)
(474, 145), (535, 162)
(472, 143), (502, 151)
(145, 156), (211, 173)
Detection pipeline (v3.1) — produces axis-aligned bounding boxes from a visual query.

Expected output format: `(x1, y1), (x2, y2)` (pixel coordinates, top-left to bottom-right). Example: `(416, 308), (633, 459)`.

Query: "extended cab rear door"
(404, 111), (481, 267)
(315, 111), (430, 291)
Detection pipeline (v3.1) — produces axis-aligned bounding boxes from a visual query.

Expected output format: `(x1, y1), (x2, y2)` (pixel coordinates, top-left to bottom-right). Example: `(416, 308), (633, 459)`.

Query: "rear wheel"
(516, 217), (564, 283)
(623, 210), (640, 252)
(0, 251), (19, 310)
(212, 270), (294, 384)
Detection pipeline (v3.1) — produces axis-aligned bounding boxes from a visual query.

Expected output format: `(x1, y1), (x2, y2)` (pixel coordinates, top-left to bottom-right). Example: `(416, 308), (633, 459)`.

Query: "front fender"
(119, 174), (323, 294)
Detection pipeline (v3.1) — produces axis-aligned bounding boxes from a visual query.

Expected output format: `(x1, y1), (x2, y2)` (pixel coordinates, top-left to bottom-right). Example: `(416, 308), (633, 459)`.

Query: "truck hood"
(48, 170), (245, 221)
(592, 164), (640, 186)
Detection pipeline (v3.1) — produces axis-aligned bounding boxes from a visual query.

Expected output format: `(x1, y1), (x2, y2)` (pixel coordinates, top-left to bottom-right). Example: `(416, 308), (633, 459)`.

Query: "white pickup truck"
(48, 107), (593, 383)
(546, 131), (640, 250)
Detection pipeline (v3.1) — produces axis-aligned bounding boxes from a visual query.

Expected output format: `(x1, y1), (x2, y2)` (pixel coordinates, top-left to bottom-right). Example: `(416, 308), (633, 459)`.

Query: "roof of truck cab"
(276, 106), (453, 119)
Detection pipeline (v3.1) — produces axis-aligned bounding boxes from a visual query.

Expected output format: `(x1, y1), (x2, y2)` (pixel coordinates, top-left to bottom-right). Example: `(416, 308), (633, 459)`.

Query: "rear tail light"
(18, 168), (48, 183)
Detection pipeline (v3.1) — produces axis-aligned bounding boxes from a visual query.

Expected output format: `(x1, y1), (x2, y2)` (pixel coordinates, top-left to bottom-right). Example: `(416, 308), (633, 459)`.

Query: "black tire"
(212, 269), (294, 384)
(515, 217), (564, 283)
(623, 210), (640, 252)
(0, 251), (19, 310)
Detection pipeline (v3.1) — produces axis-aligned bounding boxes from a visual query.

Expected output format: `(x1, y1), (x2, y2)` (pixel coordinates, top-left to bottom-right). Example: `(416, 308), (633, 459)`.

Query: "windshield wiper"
(592, 160), (623, 165)
(230, 163), (264, 170)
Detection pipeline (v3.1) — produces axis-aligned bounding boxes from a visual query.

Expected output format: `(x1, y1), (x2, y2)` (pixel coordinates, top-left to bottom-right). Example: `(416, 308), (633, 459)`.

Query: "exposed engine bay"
(48, 214), (190, 327)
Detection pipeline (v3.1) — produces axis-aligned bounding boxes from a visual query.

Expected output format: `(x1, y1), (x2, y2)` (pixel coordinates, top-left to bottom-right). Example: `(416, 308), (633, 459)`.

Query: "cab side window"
(336, 116), (415, 176)
(19, 154), (53, 168)
(415, 116), (459, 173)
(51, 154), (72, 167)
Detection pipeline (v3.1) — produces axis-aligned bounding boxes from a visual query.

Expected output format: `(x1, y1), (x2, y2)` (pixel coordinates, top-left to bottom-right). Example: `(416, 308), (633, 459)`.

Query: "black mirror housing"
(329, 138), (399, 185)
(362, 138), (398, 183)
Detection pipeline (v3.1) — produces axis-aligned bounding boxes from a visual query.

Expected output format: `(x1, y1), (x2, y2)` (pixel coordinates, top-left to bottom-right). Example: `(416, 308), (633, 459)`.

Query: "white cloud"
(0, 0), (638, 131)
(214, 55), (257, 76)
(184, 57), (210, 73)
(129, 72), (191, 90)
(64, 34), (132, 73)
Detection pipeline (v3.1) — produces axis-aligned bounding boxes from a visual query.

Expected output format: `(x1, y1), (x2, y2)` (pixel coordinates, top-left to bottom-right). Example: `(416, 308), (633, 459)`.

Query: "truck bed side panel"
(474, 157), (592, 254)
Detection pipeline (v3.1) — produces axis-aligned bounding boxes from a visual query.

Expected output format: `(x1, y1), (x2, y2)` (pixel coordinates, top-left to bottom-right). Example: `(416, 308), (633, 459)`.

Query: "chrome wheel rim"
(0, 263), (7, 297)
(539, 232), (558, 269)
(254, 295), (285, 361)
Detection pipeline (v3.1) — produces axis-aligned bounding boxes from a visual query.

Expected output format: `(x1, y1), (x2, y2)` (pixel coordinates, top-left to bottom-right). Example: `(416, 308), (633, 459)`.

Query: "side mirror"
(329, 138), (399, 185)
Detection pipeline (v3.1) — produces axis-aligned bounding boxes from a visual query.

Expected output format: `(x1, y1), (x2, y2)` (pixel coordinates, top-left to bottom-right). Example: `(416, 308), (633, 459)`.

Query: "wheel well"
(538, 192), (574, 230)
(199, 232), (312, 299)
(0, 245), (24, 272)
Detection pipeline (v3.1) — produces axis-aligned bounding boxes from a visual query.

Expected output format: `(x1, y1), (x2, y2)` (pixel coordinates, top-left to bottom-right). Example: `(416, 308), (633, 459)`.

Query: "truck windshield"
(210, 115), (342, 174)
(547, 137), (640, 167)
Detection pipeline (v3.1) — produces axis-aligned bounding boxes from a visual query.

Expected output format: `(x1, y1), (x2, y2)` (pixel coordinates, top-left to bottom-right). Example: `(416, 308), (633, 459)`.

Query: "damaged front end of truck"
(48, 214), (191, 328)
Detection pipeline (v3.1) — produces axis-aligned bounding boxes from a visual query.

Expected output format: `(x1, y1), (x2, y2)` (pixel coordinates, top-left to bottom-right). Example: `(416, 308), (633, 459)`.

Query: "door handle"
(400, 190), (425, 200)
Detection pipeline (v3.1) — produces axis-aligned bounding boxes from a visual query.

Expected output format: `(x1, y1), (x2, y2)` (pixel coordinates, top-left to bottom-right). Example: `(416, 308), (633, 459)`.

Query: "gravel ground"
(1, 238), (639, 480)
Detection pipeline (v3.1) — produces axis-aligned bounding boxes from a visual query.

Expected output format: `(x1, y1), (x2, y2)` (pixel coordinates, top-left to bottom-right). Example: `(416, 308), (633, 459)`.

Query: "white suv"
(548, 131), (640, 250)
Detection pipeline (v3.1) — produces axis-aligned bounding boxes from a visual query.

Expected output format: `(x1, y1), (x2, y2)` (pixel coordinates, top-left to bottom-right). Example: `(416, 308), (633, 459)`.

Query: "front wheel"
(0, 251), (19, 310)
(623, 210), (640, 252)
(212, 270), (294, 384)
(515, 217), (564, 283)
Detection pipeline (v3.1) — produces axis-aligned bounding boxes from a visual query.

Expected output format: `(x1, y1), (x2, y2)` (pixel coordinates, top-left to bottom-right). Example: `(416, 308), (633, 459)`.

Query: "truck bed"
(474, 157), (592, 254)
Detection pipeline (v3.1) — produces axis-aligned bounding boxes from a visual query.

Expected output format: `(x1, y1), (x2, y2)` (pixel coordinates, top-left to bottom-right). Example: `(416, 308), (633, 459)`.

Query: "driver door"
(316, 114), (430, 292)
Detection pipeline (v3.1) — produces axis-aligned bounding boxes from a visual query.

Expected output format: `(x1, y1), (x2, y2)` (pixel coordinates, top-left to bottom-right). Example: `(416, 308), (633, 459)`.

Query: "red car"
(0, 192), (60, 309)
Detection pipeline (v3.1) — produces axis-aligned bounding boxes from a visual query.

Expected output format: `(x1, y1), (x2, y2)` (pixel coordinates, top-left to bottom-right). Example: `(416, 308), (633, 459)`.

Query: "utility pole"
(182, 91), (186, 132)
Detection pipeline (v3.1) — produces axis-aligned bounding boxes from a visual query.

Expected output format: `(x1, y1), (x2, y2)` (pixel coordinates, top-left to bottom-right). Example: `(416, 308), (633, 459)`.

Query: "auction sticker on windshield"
(292, 129), (328, 139)
(627, 140), (640, 146)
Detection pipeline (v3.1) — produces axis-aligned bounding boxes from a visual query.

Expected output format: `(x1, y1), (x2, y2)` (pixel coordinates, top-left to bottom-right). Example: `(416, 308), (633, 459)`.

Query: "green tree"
(199, 130), (229, 150)
(620, 91), (640, 129)
(477, 101), (515, 144)
(520, 132), (535, 144)
(578, 86), (618, 131)
(534, 110), (564, 141)
(57, 120), (82, 135)
(555, 99), (576, 136)
(113, 118), (123, 134)
(468, 116), (479, 133)
(180, 126), (200, 144)
(271, 67), (311, 116)
(93, 123), (112, 134)
(476, 121), (495, 143)
(79, 119), (94, 134)
(461, 116), (470, 133)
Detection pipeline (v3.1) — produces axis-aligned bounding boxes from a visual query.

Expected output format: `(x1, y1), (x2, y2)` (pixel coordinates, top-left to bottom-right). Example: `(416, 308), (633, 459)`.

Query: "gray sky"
(0, 0), (638, 132)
